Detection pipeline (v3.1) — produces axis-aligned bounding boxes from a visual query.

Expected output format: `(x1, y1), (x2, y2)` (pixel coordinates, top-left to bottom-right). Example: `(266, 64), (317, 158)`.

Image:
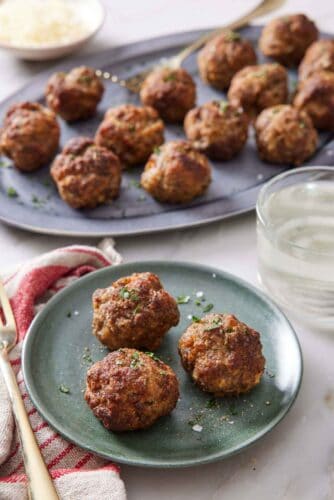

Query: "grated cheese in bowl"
(0, 0), (91, 47)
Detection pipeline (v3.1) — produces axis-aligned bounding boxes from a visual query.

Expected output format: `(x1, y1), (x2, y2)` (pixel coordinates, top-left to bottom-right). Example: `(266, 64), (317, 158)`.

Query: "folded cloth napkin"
(0, 240), (126, 500)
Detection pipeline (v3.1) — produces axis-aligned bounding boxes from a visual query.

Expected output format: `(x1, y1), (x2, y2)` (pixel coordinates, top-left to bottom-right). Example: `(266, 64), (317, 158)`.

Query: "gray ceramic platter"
(0, 27), (333, 237)
(22, 261), (303, 467)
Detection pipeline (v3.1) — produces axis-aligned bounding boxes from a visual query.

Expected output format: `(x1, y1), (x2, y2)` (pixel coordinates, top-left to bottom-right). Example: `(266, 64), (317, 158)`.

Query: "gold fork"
(96, 0), (285, 93)
(0, 281), (59, 499)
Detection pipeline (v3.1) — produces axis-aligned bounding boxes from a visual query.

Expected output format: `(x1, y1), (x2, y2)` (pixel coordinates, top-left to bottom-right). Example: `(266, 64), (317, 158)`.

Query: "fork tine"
(0, 281), (16, 329)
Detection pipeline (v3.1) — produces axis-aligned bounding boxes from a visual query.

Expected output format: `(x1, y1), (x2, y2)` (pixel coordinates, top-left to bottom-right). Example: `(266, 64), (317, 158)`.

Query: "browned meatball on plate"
(255, 104), (318, 166)
(50, 137), (121, 209)
(45, 66), (104, 122)
(0, 102), (60, 172)
(95, 104), (164, 167)
(92, 272), (180, 351)
(184, 100), (248, 160)
(198, 31), (257, 90)
(178, 313), (265, 396)
(293, 71), (334, 130)
(85, 349), (179, 431)
(228, 63), (288, 121)
(141, 140), (211, 204)
(140, 67), (196, 123)
(299, 39), (334, 81)
(259, 14), (318, 66)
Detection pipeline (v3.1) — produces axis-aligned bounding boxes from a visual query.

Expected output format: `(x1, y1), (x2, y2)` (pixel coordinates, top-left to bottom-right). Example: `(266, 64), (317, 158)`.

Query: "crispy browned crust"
(227, 63), (288, 121)
(293, 71), (334, 131)
(141, 140), (211, 204)
(0, 101), (60, 172)
(184, 100), (248, 160)
(45, 66), (104, 122)
(95, 104), (164, 167)
(85, 348), (179, 431)
(255, 104), (318, 166)
(198, 31), (257, 90)
(50, 136), (121, 209)
(140, 68), (196, 123)
(299, 39), (334, 81)
(259, 14), (318, 66)
(178, 313), (265, 397)
(92, 272), (180, 351)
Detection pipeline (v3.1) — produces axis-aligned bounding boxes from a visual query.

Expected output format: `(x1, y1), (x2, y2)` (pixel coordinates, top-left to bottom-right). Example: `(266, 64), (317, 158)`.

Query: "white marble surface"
(0, 1), (334, 499)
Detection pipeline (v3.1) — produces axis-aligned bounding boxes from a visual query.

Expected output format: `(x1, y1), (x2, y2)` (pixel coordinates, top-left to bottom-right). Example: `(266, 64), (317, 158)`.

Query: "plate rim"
(22, 260), (303, 468)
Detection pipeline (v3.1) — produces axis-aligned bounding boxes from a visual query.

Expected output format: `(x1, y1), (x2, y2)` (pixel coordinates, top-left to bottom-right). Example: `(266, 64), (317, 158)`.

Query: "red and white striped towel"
(0, 240), (126, 500)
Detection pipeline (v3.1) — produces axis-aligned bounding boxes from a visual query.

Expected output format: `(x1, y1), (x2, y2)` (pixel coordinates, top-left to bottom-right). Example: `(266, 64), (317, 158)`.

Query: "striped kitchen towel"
(0, 240), (126, 500)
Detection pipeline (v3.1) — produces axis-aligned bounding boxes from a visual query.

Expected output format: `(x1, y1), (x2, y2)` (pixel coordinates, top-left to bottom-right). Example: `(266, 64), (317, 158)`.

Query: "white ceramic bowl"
(0, 0), (105, 61)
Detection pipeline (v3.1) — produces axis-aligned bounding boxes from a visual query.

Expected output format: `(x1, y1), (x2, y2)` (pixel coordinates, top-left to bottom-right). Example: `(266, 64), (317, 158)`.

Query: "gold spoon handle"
(173, 0), (285, 67)
(0, 347), (59, 500)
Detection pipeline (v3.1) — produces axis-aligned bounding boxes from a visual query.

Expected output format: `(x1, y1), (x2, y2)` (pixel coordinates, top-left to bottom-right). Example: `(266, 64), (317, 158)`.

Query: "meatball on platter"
(23, 261), (302, 467)
(0, 26), (333, 237)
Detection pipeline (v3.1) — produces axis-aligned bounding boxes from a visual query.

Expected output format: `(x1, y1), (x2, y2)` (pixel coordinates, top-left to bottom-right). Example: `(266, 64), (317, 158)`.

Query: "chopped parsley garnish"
(195, 299), (202, 306)
(229, 403), (238, 416)
(130, 351), (141, 368)
(163, 73), (177, 82)
(82, 347), (93, 363)
(78, 75), (93, 84)
(205, 318), (222, 331)
(133, 304), (141, 315)
(7, 187), (18, 198)
(203, 303), (214, 313)
(226, 31), (241, 41)
(130, 179), (141, 188)
(220, 100), (229, 113)
(145, 351), (161, 362)
(66, 311), (72, 318)
(188, 413), (203, 426)
(299, 121), (306, 128)
(206, 398), (219, 409)
(31, 195), (44, 206)
(177, 295), (191, 304)
(0, 160), (11, 168)
(191, 315), (201, 323)
(59, 384), (70, 394)
(254, 70), (267, 78)
(153, 146), (161, 155)
(119, 287), (140, 302)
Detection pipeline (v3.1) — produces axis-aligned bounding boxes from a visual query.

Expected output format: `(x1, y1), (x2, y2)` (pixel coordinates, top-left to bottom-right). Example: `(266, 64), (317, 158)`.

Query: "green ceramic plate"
(22, 261), (302, 468)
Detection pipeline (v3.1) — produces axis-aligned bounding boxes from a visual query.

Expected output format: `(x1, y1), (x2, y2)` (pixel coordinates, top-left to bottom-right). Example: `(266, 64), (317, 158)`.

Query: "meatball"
(184, 100), (248, 160)
(198, 31), (257, 90)
(178, 313), (265, 396)
(0, 102), (60, 172)
(293, 71), (334, 130)
(50, 137), (121, 209)
(141, 140), (211, 204)
(255, 104), (318, 166)
(92, 272), (180, 351)
(140, 67), (196, 123)
(85, 349), (179, 431)
(95, 104), (164, 167)
(259, 14), (318, 66)
(228, 63), (288, 120)
(299, 39), (334, 81)
(45, 66), (104, 122)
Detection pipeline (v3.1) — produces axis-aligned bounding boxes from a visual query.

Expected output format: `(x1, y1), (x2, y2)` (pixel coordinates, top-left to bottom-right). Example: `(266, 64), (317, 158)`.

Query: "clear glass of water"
(256, 166), (334, 330)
